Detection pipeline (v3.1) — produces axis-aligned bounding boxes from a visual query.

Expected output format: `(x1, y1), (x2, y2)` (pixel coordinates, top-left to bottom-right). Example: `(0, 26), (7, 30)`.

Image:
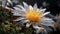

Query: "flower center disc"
(26, 10), (43, 22)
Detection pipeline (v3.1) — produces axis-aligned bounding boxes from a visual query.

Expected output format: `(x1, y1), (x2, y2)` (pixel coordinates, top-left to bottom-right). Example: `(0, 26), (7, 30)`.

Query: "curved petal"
(26, 23), (31, 27)
(29, 5), (33, 11)
(23, 2), (29, 10)
(41, 17), (54, 27)
(14, 17), (26, 21)
(13, 7), (26, 15)
(16, 5), (26, 11)
(33, 25), (40, 30)
(33, 3), (38, 10)
(40, 8), (46, 13)
(43, 12), (50, 17)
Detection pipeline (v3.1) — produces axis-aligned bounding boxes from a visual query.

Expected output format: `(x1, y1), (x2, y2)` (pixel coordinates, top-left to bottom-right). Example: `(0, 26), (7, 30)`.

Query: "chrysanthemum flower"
(12, 2), (55, 34)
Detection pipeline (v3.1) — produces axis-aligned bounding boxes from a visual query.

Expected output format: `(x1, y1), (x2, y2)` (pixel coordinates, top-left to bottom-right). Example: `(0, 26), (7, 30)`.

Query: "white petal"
(41, 23), (54, 27)
(7, 3), (10, 6)
(42, 17), (53, 20)
(13, 7), (26, 15)
(7, 0), (13, 6)
(33, 3), (37, 9)
(40, 8), (46, 12)
(20, 19), (29, 24)
(13, 13), (25, 16)
(26, 23), (31, 27)
(14, 17), (26, 21)
(36, 9), (40, 12)
(33, 25), (40, 30)
(23, 20), (29, 23)
(41, 17), (54, 23)
(16, 5), (26, 11)
(12, 0), (18, 3)
(7, 0), (11, 2)
(43, 12), (50, 16)
(23, 2), (28, 6)
(13, 7), (21, 11)
(5, 6), (13, 10)
(41, 17), (54, 27)
(23, 2), (29, 10)
(29, 5), (33, 10)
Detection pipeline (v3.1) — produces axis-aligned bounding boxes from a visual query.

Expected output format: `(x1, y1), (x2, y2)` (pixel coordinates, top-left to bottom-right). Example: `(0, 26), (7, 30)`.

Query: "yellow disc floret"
(25, 9), (43, 22)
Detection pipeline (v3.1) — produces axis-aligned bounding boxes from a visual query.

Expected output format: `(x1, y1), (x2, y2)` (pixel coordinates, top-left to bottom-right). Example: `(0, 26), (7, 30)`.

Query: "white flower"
(0, 0), (13, 7)
(12, 2), (55, 34)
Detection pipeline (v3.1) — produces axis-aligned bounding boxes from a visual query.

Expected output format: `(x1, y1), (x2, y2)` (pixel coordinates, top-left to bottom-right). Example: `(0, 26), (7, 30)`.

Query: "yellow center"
(25, 9), (43, 23)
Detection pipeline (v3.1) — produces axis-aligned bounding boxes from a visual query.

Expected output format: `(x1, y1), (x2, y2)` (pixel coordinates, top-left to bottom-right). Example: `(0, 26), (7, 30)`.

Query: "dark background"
(12, 0), (60, 15)
(23, 0), (60, 15)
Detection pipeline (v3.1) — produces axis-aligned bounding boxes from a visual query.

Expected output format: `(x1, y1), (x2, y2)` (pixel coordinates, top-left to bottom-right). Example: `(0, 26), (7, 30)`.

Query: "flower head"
(12, 2), (50, 23)
(12, 2), (55, 34)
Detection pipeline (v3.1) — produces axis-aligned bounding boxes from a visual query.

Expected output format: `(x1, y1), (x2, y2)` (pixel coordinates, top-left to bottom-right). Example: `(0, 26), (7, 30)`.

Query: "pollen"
(25, 9), (43, 22)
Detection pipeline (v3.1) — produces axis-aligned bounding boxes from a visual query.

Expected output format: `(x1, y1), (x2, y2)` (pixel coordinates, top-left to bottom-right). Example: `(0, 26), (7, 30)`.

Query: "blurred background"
(12, 0), (60, 15)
